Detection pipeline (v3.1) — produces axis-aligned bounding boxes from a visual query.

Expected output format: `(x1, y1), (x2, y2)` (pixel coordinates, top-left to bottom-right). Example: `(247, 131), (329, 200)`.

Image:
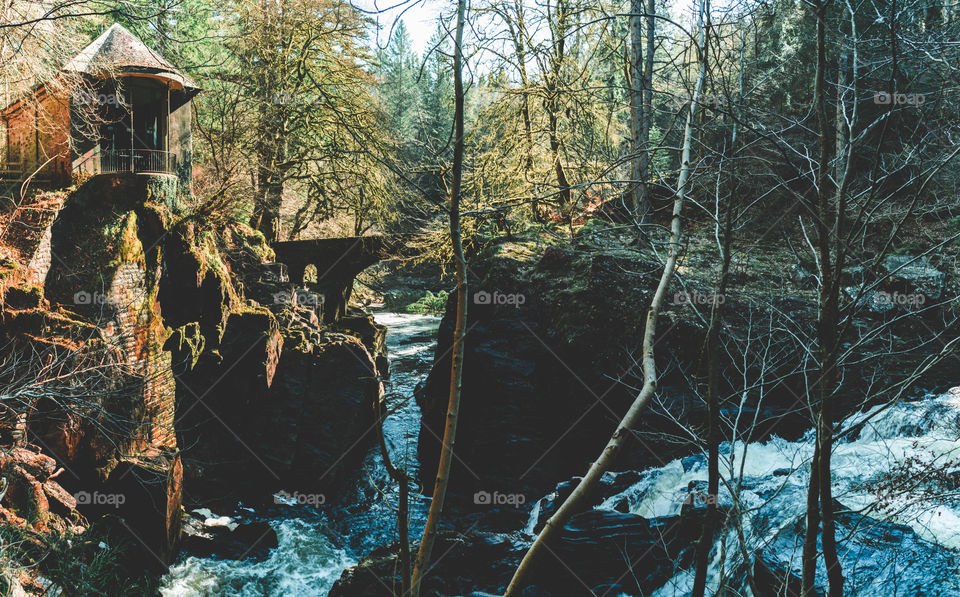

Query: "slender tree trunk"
(643, 0), (655, 176)
(628, 0), (647, 222)
(507, 0), (538, 220)
(802, 3), (844, 596)
(691, 123), (733, 597)
(409, 1), (467, 594)
(503, 3), (708, 590)
(546, 0), (572, 215)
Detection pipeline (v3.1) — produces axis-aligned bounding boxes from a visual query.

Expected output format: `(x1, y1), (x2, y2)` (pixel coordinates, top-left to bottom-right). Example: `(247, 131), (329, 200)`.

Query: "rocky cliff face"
(0, 174), (387, 587)
(417, 241), (960, 522)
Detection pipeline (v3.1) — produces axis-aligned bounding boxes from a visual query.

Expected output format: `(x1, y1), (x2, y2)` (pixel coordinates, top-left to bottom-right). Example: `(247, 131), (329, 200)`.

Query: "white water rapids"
(587, 387), (960, 595)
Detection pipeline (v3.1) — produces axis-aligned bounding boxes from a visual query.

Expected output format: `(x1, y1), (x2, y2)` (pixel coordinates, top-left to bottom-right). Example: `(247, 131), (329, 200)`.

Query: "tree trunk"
(409, 0), (467, 594)
(508, 0), (538, 220)
(546, 0), (572, 213)
(802, 3), (844, 595)
(503, 2), (708, 590)
(628, 0), (651, 226)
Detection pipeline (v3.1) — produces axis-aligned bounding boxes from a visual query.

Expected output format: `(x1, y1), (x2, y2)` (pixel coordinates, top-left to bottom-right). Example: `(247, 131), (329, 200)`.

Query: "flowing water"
(160, 312), (441, 597)
(585, 388), (960, 595)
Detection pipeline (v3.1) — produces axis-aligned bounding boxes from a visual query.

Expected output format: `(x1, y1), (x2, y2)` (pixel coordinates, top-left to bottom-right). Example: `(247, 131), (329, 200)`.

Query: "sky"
(351, 0), (447, 56)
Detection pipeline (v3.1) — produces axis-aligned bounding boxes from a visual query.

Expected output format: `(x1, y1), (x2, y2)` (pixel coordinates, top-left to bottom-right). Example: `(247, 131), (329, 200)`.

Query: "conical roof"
(63, 23), (197, 90)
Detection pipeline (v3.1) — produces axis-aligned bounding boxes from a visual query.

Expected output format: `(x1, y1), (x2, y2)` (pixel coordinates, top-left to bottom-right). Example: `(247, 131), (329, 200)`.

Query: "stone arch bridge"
(272, 235), (404, 322)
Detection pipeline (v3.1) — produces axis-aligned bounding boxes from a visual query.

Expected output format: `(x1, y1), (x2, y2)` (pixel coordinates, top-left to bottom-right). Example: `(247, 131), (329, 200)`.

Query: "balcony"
(73, 147), (177, 177)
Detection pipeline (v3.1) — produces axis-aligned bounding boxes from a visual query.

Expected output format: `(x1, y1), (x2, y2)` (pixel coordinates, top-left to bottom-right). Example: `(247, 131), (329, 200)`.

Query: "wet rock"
(753, 552), (820, 597)
(181, 517), (278, 561)
(335, 311), (388, 375)
(529, 470), (647, 534)
(96, 449), (183, 570)
(331, 531), (530, 597)
(333, 507), (710, 596)
(758, 501), (960, 596)
(682, 454), (705, 472)
(883, 255), (945, 299)
(177, 316), (382, 501)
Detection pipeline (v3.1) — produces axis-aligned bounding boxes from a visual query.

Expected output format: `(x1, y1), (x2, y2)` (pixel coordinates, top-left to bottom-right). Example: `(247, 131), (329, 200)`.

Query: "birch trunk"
(503, 2), (709, 590)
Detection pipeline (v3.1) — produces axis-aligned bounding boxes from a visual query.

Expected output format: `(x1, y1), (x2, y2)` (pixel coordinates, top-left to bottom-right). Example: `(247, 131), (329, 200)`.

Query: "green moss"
(110, 212), (145, 268)
(235, 223), (275, 262)
(165, 322), (205, 371)
(405, 290), (449, 314)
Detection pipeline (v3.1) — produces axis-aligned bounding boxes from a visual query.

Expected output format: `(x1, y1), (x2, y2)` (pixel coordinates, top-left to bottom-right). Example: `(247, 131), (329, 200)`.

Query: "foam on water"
(160, 519), (354, 597)
(606, 387), (960, 595)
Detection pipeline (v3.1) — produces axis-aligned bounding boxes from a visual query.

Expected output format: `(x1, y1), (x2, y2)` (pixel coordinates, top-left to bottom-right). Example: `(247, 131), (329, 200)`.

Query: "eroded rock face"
(2, 176), (387, 580)
(0, 447), (75, 530)
(417, 249), (702, 516)
(175, 306), (382, 501)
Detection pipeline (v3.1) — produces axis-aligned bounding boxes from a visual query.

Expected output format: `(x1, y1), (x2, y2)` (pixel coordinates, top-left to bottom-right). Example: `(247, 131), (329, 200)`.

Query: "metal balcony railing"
(73, 148), (176, 176)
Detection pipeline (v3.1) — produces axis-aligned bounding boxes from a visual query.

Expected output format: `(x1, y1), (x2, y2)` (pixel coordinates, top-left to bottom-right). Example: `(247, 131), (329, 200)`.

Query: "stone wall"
(24, 223), (52, 286)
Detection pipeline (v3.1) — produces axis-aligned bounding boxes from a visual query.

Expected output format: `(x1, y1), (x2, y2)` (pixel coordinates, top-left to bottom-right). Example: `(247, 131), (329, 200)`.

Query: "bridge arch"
(272, 235), (395, 322)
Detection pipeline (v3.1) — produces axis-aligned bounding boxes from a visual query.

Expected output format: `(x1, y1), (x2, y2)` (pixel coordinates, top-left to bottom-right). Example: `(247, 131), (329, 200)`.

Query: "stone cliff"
(0, 174), (386, 591)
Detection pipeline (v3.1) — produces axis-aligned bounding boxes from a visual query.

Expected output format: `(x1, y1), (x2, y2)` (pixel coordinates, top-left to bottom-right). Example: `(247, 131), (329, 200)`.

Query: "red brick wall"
(103, 263), (177, 450)
(3, 87), (71, 184)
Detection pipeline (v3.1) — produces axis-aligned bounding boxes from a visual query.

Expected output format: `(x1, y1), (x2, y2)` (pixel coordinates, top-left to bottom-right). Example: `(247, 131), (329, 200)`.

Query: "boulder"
(93, 450), (183, 570)
(883, 254), (945, 299)
(756, 501), (960, 596)
(417, 248), (708, 514)
(181, 515), (278, 561)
